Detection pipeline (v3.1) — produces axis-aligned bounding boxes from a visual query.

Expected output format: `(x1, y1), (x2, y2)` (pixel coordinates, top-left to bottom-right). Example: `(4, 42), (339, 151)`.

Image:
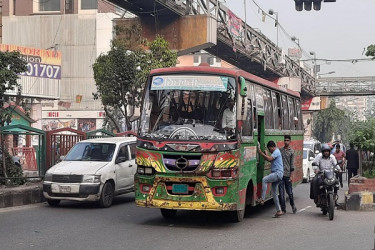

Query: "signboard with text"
(0, 44), (62, 80)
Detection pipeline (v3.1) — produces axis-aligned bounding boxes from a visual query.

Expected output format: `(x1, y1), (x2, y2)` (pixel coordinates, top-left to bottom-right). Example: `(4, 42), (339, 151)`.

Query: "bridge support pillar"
(115, 15), (217, 55)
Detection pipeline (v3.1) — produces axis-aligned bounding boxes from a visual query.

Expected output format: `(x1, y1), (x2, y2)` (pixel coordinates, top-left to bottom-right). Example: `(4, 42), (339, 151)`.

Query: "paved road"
(1, 181), (374, 250)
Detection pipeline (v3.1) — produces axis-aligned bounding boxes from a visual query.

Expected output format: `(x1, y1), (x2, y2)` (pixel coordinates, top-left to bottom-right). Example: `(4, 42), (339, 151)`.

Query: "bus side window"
(288, 97), (295, 130)
(271, 91), (281, 129)
(264, 89), (273, 129)
(242, 98), (253, 137)
(281, 95), (289, 130)
(295, 99), (302, 130)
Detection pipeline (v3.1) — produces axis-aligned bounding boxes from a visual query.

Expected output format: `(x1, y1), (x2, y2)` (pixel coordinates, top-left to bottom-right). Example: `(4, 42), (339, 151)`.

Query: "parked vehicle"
(303, 139), (321, 157)
(303, 148), (315, 182)
(43, 137), (137, 208)
(312, 161), (341, 221)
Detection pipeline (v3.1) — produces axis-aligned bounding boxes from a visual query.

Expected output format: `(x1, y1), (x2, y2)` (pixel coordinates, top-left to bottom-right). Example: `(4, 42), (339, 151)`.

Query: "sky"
(225, 0), (375, 77)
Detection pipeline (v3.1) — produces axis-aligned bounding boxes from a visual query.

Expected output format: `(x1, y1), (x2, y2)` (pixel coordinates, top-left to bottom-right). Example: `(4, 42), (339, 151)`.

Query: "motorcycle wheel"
(322, 208), (327, 215)
(328, 193), (334, 220)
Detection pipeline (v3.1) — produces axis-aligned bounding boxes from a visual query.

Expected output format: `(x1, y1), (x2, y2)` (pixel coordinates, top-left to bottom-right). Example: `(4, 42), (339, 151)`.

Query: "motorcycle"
(311, 161), (341, 220)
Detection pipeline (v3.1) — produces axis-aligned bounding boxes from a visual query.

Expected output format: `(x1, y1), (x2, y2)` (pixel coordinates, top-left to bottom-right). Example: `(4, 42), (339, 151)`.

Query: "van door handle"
(129, 164), (133, 167)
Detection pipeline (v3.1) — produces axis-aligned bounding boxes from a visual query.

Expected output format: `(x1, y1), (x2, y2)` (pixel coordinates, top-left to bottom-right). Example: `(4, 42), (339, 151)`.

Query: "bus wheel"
(160, 208), (177, 219)
(229, 209), (245, 223)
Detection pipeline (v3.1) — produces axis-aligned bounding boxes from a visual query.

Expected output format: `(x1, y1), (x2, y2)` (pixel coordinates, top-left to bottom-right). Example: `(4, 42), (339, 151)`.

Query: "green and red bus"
(135, 65), (303, 222)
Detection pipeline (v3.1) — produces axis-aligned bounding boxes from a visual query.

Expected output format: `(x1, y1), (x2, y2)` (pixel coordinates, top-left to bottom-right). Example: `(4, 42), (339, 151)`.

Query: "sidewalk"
(0, 182), (44, 208)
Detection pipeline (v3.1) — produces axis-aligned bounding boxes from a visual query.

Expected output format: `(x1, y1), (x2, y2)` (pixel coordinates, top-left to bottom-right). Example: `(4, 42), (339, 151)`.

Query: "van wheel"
(99, 182), (114, 208)
(47, 199), (60, 207)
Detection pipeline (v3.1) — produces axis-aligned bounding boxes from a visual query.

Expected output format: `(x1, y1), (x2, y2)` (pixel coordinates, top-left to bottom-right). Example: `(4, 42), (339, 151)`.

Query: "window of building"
(81, 0), (98, 10)
(39, 0), (60, 11)
(65, 0), (74, 13)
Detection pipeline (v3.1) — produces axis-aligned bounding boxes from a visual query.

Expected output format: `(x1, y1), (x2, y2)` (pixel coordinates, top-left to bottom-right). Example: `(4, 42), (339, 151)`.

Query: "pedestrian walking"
(278, 135), (297, 214)
(257, 140), (284, 218)
(333, 144), (346, 188)
(346, 142), (359, 185)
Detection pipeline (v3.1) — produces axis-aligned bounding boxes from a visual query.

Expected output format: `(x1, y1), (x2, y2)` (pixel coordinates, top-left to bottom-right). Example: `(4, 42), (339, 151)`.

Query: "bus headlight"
(137, 166), (155, 175)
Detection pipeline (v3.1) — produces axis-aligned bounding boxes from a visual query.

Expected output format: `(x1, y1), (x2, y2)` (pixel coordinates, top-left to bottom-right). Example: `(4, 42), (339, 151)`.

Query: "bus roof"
(150, 66), (300, 98)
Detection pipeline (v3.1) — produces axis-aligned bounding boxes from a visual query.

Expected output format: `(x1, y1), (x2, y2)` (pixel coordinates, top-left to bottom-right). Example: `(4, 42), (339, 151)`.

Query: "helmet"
(321, 144), (331, 152)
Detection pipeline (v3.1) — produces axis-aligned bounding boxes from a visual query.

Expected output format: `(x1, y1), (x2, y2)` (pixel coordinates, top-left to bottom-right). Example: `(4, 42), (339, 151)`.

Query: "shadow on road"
(42, 193), (135, 209)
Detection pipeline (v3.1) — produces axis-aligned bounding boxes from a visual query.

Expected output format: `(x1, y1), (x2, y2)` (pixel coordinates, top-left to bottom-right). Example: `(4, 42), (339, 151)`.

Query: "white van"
(43, 137), (137, 208)
(303, 139), (321, 157)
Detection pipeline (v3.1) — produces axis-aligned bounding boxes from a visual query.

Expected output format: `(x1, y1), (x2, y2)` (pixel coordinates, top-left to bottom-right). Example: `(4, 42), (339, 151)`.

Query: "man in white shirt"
(222, 98), (235, 132)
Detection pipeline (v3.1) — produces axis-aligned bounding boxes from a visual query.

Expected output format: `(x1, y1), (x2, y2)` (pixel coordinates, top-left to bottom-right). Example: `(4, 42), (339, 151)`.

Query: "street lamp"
(268, 9), (279, 47)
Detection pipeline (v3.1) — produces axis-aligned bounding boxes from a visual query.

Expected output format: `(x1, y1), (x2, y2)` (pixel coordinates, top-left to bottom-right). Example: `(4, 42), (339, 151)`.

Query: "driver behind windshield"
(221, 98), (235, 133)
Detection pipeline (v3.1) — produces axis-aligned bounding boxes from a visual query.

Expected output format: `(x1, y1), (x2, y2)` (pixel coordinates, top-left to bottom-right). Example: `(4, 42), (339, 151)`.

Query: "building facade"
(1, 0), (133, 134)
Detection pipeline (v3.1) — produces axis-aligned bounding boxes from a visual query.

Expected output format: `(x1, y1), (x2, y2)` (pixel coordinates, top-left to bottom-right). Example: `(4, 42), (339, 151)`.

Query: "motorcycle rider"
(310, 143), (341, 206)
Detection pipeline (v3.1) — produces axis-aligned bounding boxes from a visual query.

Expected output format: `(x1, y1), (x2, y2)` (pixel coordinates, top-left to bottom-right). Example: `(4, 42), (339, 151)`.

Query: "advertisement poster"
(77, 118), (96, 132)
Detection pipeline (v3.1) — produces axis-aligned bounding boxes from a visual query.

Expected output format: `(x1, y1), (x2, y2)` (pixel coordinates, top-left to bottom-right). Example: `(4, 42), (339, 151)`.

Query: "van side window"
(129, 144), (136, 159)
(117, 145), (129, 161)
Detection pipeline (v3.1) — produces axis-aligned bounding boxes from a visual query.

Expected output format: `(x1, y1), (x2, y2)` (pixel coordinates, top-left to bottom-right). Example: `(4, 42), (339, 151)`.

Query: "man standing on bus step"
(278, 135), (297, 214)
(333, 144), (346, 188)
(257, 140), (284, 218)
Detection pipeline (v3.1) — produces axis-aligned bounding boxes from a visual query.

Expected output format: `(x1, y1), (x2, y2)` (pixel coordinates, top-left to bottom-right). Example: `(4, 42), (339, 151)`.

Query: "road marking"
(297, 206), (312, 213)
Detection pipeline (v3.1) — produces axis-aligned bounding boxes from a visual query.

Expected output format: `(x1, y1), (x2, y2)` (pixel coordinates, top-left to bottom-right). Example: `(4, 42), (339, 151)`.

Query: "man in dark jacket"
(278, 135), (297, 214)
(346, 142), (359, 185)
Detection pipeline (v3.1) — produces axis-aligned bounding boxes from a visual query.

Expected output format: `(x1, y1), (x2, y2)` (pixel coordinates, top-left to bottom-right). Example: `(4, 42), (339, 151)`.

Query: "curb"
(0, 183), (45, 208)
(345, 191), (375, 211)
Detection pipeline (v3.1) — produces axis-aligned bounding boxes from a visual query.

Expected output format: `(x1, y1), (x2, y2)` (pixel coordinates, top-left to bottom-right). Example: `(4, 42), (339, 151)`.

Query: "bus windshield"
(139, 74), (237, 141)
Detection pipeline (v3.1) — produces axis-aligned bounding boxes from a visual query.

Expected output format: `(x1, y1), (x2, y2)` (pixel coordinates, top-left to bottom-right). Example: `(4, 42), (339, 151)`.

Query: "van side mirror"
(315, 150), (319, 154)
(60, 155), (65, 161)
(309, 157), (314, 161)
(239, 76), (247, 97)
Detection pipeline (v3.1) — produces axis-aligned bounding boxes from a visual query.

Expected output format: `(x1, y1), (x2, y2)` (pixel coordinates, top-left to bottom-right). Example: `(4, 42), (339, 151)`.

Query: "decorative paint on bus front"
(136, 149), (166, 172)
(213, 150), (240, 169)
(135, 176), (240, 211)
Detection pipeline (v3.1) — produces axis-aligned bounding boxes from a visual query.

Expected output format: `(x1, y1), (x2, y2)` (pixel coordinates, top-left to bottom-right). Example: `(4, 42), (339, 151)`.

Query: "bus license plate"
(59, 186), (71, 193)
(172, 184), (188, 194)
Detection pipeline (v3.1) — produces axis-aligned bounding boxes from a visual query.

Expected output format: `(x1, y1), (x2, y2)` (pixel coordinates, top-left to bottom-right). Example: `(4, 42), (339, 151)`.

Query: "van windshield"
(303, 143), (314, 151)
(64, 143), (116, 162)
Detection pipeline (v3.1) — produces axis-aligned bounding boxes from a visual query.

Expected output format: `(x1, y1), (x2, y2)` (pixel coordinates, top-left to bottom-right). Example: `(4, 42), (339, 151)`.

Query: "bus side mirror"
(239, 77), (247, 97)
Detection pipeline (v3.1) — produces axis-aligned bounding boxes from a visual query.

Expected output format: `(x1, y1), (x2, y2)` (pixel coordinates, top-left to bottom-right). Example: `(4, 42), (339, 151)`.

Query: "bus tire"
(229, 209), (245, 223)
(160, 208), (177, 219)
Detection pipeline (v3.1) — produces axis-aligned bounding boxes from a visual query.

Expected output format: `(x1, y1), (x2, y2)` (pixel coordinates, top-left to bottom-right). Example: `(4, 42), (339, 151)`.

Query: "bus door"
(256, 114), (265, 198)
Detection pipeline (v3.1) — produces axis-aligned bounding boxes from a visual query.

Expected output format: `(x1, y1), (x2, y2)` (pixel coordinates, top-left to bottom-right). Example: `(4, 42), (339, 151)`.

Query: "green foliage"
(93, 25), (177, 131)
(365, 44), (375, 59)
(0, 51), (27, 126)
(349, 118), (375, 152)
(0, 150), (25, 186)
(312, 100), (352, 143)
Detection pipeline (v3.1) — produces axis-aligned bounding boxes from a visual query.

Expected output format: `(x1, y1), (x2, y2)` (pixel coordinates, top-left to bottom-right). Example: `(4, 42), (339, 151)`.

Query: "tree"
(0, 51), (27, 126)
(312, 100), (353, 143)
(93, 25), (177, 132)
(0, 51), (27, 182)
(365, 44), (375, 59)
